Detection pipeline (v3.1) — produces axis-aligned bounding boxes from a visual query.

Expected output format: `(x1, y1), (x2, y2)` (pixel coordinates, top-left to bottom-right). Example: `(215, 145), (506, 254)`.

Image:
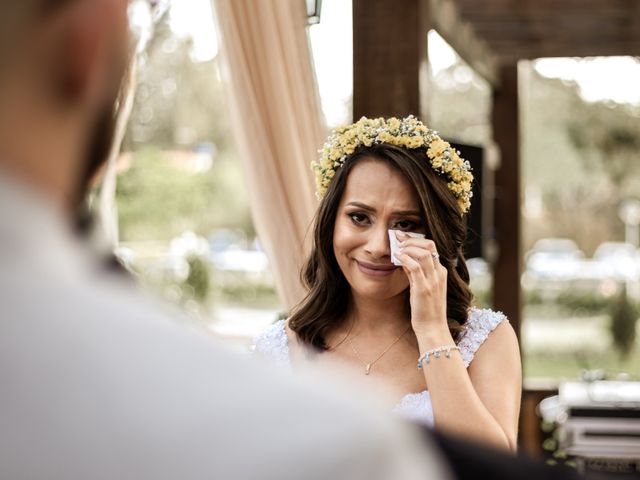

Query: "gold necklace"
(347, 325), (412, 375)
(328, 319), (355, 351)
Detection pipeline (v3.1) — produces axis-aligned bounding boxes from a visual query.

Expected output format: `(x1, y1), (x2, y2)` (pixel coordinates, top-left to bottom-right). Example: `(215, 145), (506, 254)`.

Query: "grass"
(522, 306), (640, 381)
(524, 347), (640, 380)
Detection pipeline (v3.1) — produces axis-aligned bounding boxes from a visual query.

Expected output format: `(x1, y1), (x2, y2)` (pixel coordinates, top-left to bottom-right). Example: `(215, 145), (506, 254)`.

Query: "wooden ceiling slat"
(473, 27), (640, 41)
(454, 0), (637, 11)
(461, 16), (638, 27)
(487, 45), (640, 62)
(458, 9), (634, 18)
(446, 0), (640, 62)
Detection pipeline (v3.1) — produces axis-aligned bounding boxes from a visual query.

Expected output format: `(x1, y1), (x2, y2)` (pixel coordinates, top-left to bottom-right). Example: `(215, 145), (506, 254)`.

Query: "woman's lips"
(356, 260), (398, 277)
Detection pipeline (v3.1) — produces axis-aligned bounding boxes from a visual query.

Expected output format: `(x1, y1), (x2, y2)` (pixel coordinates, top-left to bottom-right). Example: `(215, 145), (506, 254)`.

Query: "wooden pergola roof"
(432, 0), (640, 85)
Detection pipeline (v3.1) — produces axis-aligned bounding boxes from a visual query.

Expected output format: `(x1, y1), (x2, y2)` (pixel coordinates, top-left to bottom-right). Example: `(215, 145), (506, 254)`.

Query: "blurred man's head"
(0, 0), (130, 212)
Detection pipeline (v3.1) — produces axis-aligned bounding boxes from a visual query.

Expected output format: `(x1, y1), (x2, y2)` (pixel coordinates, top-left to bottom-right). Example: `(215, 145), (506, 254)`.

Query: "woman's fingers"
(397, 244), (447, 290)
(395, 235), (448, 330)
(397, 237), (436, 250)
(397, 244), (439, 270)
(396, 251), (427, 290)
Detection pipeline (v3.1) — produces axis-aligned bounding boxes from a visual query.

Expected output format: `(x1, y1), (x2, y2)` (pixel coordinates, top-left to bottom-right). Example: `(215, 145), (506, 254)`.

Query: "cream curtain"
(97, 63), (137, 247)
(213, 0), (325, 310)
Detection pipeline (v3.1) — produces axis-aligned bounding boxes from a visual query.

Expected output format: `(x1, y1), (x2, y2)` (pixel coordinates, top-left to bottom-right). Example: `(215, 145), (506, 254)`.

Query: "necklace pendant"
(365, 364), (371, 375)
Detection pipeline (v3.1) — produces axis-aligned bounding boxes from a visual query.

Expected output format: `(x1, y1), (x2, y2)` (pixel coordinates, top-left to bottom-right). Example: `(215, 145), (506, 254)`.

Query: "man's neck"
(0, 88), (86, 215)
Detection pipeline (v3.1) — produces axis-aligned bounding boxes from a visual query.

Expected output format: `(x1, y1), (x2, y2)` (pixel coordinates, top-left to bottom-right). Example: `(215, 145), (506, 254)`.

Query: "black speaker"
(449, 142), (484, 260)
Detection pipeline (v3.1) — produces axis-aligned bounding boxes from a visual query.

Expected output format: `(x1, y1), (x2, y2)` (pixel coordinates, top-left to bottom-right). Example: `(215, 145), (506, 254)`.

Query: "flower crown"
(312, 115), (474, 214)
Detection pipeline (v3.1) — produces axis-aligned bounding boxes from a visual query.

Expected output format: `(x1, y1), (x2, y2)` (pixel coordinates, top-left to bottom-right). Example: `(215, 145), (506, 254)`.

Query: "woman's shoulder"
(466, 307), (508, 330)
(457, 307), (508, 367)
(252, 319), (291, 366)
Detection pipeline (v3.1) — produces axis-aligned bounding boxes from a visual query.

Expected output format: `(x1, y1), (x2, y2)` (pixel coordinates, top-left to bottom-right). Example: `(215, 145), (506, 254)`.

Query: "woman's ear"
(55, 0), (128, 108)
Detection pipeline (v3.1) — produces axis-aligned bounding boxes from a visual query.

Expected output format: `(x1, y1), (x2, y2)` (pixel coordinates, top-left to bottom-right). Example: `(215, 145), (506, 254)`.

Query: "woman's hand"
(395, 231), (450, 339)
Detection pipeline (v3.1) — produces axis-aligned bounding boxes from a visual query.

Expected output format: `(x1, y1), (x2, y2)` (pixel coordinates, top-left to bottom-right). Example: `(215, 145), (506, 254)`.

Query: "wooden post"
(352, 0), (429, 119)
(491, 64), (522, 340)
(520, 386), (558, 456)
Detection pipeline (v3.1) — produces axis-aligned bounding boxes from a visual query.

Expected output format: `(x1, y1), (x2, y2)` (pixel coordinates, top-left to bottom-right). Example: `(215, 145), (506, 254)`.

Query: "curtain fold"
(213, 0), (325, 310)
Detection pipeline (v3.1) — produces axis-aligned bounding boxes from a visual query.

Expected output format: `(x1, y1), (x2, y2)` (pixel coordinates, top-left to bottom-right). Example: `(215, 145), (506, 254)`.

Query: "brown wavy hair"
(289, 143), (474, 350)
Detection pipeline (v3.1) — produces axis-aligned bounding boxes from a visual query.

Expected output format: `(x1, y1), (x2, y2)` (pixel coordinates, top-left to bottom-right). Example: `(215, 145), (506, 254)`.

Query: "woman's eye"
(348, 213), (369, 225)
(394, 220), (419, 231)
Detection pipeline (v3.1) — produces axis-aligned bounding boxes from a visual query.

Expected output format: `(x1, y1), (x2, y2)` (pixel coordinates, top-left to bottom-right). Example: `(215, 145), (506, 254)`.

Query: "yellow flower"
(408, 137), (423, 149)
(431, 138), (449, 156)
(398, 135), (411, 147)
(378, 131), (394, 143)
(312, 115), (473, 213)
(387, 117), (401, 131)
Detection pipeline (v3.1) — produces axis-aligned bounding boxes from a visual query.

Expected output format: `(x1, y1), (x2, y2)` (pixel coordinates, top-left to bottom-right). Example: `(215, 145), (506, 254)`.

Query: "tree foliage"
(116, 147), (253, 241)
(609, 285), (639, 358)
(117, 11), (251, 242)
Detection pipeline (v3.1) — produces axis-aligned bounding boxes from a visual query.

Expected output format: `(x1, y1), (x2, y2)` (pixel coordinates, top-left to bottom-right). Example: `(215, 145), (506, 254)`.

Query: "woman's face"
(333, 158), (426, 301)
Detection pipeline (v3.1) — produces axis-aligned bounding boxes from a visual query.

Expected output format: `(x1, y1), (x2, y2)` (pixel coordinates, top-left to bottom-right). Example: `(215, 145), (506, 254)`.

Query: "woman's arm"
(396, 233), (521, 451)
(416, 321), (521, 451)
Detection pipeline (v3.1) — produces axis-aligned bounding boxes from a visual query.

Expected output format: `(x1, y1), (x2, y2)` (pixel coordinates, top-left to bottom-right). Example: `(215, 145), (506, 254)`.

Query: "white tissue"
(388, 230), (426, 266)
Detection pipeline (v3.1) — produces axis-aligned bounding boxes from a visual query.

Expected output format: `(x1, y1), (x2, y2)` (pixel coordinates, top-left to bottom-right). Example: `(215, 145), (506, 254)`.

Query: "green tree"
(183, 255), (211, 304)
(116, 147), (253, 241)
(609, 284), (639, 359)
(520, 64), (640, 254)
(117, 9), (253, 243)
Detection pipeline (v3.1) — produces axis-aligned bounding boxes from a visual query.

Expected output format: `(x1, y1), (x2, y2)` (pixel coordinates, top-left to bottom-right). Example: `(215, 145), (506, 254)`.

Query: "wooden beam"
(353, 0), (426, 119)
(472, 23), (640, 41)
(452, 4), (640, 52)
(450, 0), (640, 62)
(491, 64), (521, 340)
(428, 0), (500, 87)
(486, 41), (640, 63)
(455, 0), (636, 15)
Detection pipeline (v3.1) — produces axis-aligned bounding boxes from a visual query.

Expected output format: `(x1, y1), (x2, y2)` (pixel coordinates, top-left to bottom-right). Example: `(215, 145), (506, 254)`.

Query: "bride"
(255, 116), (522, 451)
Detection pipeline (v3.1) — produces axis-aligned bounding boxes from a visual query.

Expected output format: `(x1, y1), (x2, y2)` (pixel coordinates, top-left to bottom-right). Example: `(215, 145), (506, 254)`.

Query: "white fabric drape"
(213, 0), (325, 310)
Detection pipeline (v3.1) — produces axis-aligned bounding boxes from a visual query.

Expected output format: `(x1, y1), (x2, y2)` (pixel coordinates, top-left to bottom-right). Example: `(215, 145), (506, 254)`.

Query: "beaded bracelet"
(417, 345), (460, 369)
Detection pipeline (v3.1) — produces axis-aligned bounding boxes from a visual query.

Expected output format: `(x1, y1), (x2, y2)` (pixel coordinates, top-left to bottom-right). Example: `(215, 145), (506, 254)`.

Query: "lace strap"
(252, 319), (291, 368)
(457, 308), (507, 367)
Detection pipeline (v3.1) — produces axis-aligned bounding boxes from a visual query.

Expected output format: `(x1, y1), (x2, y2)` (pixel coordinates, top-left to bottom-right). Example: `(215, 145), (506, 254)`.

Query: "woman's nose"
(364, 224), (390, 258)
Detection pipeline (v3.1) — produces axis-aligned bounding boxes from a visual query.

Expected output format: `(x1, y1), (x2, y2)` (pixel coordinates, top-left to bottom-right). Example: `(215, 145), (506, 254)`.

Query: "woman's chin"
(351, 284), (406, 302)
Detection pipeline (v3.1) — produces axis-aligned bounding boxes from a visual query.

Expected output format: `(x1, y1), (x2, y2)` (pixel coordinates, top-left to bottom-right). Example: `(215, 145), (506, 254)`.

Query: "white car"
(210, 248), (270, 274)
(592, 241), (639, 281)
(525, 238), (585, 281)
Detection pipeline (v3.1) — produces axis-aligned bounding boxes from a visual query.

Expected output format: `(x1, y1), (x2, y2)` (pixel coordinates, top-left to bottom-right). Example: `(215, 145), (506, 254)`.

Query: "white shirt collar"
(0, 169), (94, 280)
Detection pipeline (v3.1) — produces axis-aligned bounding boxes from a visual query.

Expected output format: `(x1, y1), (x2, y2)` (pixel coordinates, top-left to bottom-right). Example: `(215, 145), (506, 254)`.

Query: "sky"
(533, 56), (640, 105)
(153, 0), (640, 125)
(168, 0), (218, 62)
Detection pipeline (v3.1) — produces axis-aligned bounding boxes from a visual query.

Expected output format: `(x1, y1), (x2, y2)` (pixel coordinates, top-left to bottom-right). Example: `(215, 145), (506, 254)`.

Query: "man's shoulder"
(0, 266), (446, 479)
(2, 273), (446, 478)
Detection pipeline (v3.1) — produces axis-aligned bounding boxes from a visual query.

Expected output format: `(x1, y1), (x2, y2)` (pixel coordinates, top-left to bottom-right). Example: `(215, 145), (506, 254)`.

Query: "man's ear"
(57, 0), (128, 108)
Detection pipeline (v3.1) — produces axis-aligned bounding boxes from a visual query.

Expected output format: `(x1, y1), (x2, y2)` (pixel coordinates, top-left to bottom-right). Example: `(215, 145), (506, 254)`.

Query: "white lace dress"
(253, 307), (507, 426)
